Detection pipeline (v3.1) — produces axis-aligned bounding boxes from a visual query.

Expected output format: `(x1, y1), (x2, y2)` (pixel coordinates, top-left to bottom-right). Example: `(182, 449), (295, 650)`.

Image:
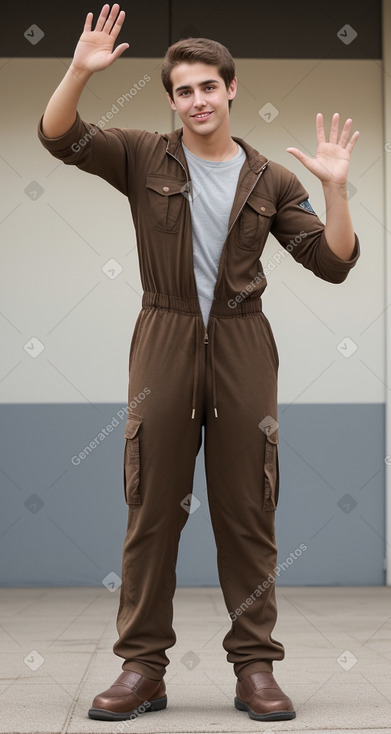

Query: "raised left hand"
(286, 113), (360, 186)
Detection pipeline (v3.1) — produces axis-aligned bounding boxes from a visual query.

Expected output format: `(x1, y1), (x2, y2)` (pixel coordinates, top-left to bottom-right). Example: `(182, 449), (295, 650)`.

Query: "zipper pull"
(204, 329), (209, 345)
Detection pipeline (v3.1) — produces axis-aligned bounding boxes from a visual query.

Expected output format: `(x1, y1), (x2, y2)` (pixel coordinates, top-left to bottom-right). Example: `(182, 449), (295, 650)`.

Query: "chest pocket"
(146, 174), (186, 233)
(238, 195), (276, 250)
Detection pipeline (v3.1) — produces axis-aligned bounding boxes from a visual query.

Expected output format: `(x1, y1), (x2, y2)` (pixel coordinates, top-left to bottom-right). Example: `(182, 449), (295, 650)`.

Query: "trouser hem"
(121, 661), (164, 680)
(235, 660), (274, 679)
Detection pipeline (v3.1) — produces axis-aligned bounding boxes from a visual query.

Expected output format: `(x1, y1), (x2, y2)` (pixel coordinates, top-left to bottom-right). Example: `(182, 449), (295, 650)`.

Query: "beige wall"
(0, 56), (384, 405)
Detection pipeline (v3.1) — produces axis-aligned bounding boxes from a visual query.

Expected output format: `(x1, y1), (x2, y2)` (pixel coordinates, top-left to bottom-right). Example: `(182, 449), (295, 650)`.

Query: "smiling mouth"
(192, 111), (213, 119)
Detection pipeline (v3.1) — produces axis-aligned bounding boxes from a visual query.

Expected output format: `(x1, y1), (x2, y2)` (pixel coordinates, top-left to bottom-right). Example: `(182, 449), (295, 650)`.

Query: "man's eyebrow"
(174, 79), (220, 93)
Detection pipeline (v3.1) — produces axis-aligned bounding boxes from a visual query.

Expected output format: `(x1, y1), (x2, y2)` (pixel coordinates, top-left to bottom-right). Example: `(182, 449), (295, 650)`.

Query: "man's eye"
(179, 86), (215, 96)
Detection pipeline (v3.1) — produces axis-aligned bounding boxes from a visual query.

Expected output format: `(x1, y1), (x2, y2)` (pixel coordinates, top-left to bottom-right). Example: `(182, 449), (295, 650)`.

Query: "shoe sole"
(88, 695), (167, 721)
(234, 696), (296, 721)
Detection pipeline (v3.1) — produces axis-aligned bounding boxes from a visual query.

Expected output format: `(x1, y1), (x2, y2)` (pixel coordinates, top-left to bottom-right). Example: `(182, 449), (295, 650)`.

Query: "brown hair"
(161, 37), (236, 111)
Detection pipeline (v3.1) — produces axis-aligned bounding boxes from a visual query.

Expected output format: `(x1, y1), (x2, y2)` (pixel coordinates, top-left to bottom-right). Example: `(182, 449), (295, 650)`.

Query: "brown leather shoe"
(88, 670), (167, 721)
(235, 671), (296, 721)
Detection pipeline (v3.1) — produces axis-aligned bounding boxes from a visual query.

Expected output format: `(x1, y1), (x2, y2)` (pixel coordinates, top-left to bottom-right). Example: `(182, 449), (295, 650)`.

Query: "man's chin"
(186, 118), (219, 134)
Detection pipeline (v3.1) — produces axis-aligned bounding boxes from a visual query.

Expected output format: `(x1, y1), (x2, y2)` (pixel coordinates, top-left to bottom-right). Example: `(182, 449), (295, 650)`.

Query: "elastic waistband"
(141, 292), (263, 421)
(142, 292), (263, 317)
(142, 292), (200, 315)
(210, 298), (263, 317)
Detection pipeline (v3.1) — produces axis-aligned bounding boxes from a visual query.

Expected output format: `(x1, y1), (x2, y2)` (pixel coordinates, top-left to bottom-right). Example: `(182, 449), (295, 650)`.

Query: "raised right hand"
(71, 3), (129, 74)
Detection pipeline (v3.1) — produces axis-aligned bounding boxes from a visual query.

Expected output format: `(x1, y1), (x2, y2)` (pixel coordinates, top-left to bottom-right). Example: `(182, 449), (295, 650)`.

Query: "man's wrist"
(322, 180), (349, 200)
(68, 62), (93, 85)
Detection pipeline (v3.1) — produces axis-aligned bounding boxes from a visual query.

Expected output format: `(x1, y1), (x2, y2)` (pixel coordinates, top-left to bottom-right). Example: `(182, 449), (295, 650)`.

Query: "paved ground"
(1, 586), (391, 733)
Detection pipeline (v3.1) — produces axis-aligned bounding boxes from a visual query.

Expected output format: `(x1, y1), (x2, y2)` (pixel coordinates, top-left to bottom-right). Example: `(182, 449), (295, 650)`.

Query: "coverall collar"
(163, 127), (269, 174)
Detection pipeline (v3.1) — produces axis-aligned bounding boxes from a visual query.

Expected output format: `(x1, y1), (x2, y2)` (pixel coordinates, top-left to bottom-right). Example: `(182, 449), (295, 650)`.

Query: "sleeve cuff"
(318, 230), (360, 275)
(37, 110), (85, 152)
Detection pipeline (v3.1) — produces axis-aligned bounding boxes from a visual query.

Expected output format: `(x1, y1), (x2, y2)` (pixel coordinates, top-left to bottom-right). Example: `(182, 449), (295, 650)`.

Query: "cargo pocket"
(123, 414), (143, 505)
(238, 195), (276, 250)
(146, 174), (185, 233)
(263, 429), (280, 511)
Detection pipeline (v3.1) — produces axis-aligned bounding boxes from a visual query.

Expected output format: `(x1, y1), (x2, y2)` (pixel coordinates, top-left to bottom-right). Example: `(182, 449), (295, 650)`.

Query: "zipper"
(226, 160), (269, 237)
(166, 145), (189, 188)
(207, 161), (269, 307)
(166, 141), (268, 345)
(166, 144), (205, 334)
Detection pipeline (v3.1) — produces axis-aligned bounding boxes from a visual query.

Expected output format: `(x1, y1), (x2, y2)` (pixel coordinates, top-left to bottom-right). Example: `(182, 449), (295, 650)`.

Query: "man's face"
(167, 62), (237, 135)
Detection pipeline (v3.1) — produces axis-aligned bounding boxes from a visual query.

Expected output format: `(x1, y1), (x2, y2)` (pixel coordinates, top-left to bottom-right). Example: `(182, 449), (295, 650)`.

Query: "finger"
(109, 9), (126, 39)
(329, 112), (340, 144)
(109, 42), (130, 62)
(95, 4), (110, 32)
(338, 118), (353, 147)
(83, 11), (94, 33)
(286, 147), (311, 166)
(103, 3), (122, 34)
(316, 113), (326, 144)
(346, 130), (360, 153)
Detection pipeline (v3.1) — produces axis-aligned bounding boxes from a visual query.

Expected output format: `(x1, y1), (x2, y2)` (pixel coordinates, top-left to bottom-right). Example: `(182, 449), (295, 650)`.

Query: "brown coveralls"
(37, 112), (360, 681)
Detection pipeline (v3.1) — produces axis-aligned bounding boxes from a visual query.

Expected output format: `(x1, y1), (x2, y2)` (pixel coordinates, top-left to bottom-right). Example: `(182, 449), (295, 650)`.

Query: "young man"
(37, 3), (360, 723)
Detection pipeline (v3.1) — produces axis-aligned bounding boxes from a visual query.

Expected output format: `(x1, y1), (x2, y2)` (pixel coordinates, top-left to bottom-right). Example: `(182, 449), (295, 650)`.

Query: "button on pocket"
(263, 429), (280, 511)
(123, 414), (143, 505)
(146, 174), (185, 233)
(238, 195), (276, 250)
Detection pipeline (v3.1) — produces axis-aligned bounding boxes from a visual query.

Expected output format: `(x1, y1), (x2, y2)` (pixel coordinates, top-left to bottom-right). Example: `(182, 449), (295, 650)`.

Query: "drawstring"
(191, 321), (199, 419)
(142, 292), (264, 422)
(210, 319), (218, 418)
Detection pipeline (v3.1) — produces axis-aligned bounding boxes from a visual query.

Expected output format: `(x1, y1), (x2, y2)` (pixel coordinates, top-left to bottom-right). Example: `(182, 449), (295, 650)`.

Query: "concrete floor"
(0, 586), (391, 734)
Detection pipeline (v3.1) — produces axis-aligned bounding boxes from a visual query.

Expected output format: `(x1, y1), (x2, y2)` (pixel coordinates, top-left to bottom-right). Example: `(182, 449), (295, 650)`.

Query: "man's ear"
(166, 92), (177, 111)
(227, 76), (238, 101)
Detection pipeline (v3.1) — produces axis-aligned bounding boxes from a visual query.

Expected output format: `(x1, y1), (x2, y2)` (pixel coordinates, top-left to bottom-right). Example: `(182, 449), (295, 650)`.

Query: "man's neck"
(181, 122), (238, 161)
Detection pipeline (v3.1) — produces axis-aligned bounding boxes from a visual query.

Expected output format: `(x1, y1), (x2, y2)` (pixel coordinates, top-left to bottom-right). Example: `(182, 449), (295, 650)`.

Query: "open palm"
(286, 113), (360, 185)
(72, 3), (129, 74)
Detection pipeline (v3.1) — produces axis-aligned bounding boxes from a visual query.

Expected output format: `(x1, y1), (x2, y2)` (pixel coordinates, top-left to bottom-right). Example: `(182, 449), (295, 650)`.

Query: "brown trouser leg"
(113, 304), (284, 680)
(203, 312), (284, 679)
(113, 307), (205, 680)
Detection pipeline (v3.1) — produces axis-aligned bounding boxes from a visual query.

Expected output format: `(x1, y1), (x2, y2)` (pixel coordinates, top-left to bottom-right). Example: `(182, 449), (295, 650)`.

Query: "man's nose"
(193, 91), (207, 107)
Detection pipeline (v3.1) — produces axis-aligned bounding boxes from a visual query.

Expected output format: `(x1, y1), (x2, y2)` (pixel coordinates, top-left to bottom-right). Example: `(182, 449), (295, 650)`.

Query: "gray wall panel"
(0, 404), (385, 587)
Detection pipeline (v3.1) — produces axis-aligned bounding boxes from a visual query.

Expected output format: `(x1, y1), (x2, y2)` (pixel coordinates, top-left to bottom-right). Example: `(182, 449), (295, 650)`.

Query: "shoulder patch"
(298, 199), (316, 215)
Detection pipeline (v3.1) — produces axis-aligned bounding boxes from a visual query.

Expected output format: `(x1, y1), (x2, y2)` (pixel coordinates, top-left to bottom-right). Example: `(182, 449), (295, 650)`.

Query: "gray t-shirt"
(182, 140), (246, 328)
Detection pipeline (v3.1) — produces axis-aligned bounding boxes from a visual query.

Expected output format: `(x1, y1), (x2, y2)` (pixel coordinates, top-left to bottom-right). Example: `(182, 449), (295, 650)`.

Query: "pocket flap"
(124, 414), (143, 439)
(247, 195), (277, 217)
(146, 174), (185, 196)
